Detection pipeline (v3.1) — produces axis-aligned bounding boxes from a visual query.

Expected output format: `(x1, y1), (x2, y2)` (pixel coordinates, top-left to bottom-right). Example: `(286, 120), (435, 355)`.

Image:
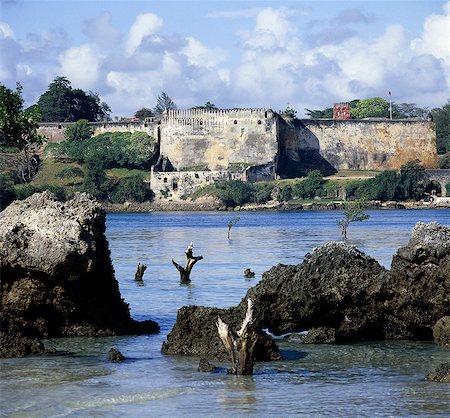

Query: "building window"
(234, 120), (238, 124)
(195, 173), (199, 179)
(257, 120), (262, 124)
(164, 178), (168, 183)
(172, 180), (178, 191)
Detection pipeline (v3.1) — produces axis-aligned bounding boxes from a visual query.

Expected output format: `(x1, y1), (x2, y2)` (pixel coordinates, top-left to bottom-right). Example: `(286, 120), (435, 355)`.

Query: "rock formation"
(0, 192), (159, 358)
(161, 305), (281, 361)
(385, 222), (450, 340)
(433, 316), (450, 348)
(162, 222), (449, 359)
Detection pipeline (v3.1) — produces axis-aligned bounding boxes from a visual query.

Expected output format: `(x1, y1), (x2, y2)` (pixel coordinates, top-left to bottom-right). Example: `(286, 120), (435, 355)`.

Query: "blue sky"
(1, 0), (449, 117)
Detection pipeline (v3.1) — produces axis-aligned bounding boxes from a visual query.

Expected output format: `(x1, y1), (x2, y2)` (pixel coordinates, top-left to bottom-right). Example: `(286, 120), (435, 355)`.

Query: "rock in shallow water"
(0, 192), (159, 358)
(162, 222), (450, 359)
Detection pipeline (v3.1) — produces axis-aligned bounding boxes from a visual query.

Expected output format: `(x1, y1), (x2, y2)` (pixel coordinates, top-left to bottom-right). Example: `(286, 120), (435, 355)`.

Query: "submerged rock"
(433, 317), (450, 348)
(0, 192), (159, 358)
(425, 363), (450, 383)
(108, 348), (125, 362)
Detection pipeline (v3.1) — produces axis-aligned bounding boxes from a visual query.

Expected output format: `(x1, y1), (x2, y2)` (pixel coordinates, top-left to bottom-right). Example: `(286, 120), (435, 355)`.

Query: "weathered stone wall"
(38, 120), (160, 143)
(151, 168), (246, 201)
(278, 119), (438, 177)
(159, 109), (279, 171)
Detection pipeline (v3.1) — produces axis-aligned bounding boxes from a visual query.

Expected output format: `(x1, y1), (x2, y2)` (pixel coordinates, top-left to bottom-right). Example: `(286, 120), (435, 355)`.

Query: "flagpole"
(389, 91), (392, 120)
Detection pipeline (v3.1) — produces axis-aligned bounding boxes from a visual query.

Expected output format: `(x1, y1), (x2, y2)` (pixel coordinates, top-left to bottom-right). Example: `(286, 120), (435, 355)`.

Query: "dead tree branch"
(216, 298), (258, 375)
(172, 242), (203, 284)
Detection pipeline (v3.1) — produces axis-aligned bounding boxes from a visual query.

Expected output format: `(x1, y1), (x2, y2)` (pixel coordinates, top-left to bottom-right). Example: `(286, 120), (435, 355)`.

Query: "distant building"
(333, 103), (351, 120)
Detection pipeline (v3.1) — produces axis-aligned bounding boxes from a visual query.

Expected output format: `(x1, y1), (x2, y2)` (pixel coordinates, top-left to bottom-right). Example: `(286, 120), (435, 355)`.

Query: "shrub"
(216, 180), (254, 207)
(110, 175), (151, 203)
(64, 119), (93, 142)
(0, 173), (16, 210)
(15, 184), (67, 201)
(278, 185), (292, 202)
(292, 170), (325, 198)
(253, 183), (273, 204)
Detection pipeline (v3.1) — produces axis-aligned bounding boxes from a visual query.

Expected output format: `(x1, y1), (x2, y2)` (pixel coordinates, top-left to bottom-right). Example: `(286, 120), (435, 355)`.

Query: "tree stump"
(172, 242), (203, 284)
(216, 299), (259, 375)
(134, 262), (147, 281)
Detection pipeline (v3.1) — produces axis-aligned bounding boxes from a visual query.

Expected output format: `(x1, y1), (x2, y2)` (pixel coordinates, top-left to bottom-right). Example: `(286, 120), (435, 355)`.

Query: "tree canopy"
(432, 100), (450, 154)
(36, 77), (111, 122)
(0, 83), (42, 150)
(154, 92), (177, 114)
(352, 97), (389, 119)
(134, 107), (154, 120)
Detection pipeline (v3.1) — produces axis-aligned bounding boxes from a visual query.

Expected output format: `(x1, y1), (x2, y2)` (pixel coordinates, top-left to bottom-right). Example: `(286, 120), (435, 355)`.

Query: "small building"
(333, 103), (351, 120)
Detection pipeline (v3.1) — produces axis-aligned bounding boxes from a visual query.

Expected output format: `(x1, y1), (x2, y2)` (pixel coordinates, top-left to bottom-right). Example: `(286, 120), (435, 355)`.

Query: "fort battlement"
(165, 108), (275, 129)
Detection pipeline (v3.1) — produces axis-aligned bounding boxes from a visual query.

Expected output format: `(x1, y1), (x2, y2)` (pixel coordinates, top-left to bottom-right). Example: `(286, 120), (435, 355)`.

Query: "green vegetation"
(35, 76), (110, 122)
(188, 161), (435, 208)
(134, 107), (154, 120)
(336, 200), (370, 240)
(352, 98), (389, 119)
(64, 119), (93, 142)
(0, 83), (43, 182)
(63, 131), (156, 170)
(227, 217), (240, 239)
(154, 91), (177, 114)
(432, 100), (450, 154)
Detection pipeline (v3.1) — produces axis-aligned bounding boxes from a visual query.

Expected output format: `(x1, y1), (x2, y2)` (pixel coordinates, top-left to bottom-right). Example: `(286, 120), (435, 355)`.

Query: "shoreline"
(103, 199), (450, 213)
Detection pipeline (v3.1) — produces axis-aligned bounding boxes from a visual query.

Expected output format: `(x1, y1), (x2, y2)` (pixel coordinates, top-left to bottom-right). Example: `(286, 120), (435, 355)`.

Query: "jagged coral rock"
(1, 192), (158, 358)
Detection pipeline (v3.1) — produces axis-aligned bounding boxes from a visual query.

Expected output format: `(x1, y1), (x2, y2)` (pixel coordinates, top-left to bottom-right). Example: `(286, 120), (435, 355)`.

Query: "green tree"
(352, 97), (389, 119)
(398, 160), (430, 200)
(0, 83), (42, 149)
(0, 173), (16, 210)
(227, 217), (240, 240)
(305, 107), (333, 119)
(393, 103), (428, 119)
(192, 101), (217, 110)
(293, 170), (325, 198)
(64, 119), (93, 142)
(111, 174), (149, 203)
(134, 107), (154, 120)
(336, 200), (370, 240)
(216, 180), (254, 207)
(432, 100), (450, 154)
(154, 92), (177, 114)
(83, 155), (107, 198)
(56, 167), (84, 185)
(36, 77), (111, 122)
(281, 105), (297, 119)
(359, 170), (400, 201)
(0, 83), (43, 182)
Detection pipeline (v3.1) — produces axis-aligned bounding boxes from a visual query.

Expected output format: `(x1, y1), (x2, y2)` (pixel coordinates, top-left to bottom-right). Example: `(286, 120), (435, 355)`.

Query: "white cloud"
(0, 22), (15, 39)
(58, 44), (102, 89)
(411, 1), (450, 65)
(84, 12), (122, 48)
(182, 37), (226, 68)
(125, 13), (164, 56)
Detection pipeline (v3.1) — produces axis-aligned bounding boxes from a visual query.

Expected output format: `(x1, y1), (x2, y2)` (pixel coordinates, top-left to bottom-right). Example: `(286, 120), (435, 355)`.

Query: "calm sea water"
(1, 209), (449, 417)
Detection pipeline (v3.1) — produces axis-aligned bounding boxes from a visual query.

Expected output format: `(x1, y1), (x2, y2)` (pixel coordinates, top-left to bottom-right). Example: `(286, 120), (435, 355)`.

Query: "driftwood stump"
(216, 299), (259, 375)
(172, 242), (203, 284)
(134, 262), (147, 281)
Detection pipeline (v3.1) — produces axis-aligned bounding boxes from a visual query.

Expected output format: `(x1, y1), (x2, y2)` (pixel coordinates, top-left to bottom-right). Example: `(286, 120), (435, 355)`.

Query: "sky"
(1, 0), (449, 117)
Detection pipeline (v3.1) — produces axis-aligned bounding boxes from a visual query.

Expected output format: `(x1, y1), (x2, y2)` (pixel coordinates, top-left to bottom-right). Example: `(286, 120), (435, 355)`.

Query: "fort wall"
(159, 109), (279, 171)
(278, 118), (438, 177)
(150, 168), (246, 201)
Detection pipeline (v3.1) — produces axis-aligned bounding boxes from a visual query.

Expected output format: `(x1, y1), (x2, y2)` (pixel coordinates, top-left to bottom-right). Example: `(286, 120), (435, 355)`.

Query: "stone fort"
(38, 108), (438, 200)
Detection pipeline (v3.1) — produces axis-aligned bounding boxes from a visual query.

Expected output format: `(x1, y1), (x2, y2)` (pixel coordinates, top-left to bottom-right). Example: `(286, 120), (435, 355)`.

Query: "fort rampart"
(159, 109), (279, 171)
